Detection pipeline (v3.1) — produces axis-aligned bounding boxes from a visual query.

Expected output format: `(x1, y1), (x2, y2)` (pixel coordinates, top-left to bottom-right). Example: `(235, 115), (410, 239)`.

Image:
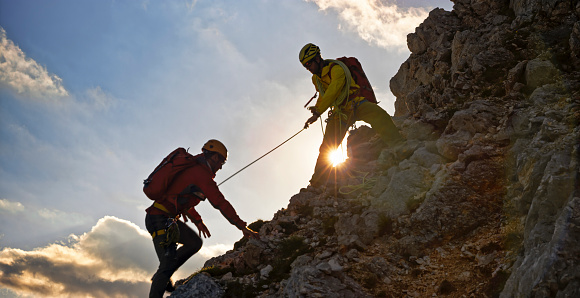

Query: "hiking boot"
(151, 274), (175, 293)
(165, 280), (175, 292)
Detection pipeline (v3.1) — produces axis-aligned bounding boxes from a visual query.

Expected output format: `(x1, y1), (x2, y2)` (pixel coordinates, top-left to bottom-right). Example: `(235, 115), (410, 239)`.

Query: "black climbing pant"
(145, 213), (203, 298)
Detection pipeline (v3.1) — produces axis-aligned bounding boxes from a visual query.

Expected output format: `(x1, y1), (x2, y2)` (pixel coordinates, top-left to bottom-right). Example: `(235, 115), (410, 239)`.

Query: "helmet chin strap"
(206, 160), (215, 173)
(200, 153), (217, 174)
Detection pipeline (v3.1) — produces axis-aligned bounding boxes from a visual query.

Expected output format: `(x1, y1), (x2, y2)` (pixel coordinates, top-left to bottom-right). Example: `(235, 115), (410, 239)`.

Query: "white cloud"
(0, 216), (151, 297)
(0, 27), (69, 99)
(185, 0), (199, 12)
(198, 243), (231, 259)
(0, 215), (232, 297)
(36, 208), (88, 228)
(0, 198), (88, 228)
(82, 86), (116, 111)
(0, 199), (25, 213)
(308, 0), (429, 50)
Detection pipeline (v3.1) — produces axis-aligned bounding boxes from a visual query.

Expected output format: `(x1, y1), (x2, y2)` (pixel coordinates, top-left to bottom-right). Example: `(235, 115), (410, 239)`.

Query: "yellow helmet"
(299, 43), (320, 65)
(202, 139), (228, 160)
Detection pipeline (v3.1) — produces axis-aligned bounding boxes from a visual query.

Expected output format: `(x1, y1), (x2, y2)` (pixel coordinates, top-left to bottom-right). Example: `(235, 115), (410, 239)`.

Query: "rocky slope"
(170, 0), (579, 296)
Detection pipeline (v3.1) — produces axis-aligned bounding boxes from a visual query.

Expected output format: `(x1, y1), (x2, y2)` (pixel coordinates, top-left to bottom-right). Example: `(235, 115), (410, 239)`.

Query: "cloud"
(198, 243), (230, 259)
(0, 27), (69, 99)
(0, 215), (232, 297)
(0, 199), (89, 230)
(0, 199), (25, 213)
(0, 216), (152, 297)
(308, 0), (429, 50)
(85, 87), (116, 110)
(185, 0), (199, 12)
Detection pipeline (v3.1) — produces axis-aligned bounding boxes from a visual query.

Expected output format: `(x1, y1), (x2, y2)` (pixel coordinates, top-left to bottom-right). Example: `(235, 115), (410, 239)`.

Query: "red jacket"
(146, 154), (246, 230)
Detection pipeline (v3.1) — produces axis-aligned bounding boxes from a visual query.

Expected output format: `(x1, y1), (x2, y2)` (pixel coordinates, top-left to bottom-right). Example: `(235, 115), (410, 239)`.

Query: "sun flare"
(329, 145), (348, 167)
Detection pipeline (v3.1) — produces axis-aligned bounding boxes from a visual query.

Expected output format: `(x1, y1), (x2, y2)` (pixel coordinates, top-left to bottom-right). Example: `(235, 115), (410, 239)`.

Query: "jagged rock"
(399, 118), (438, 141)
(525, 58), (560, 90)
(282, 257), (370, 298)
(523, 144), (577, 248)
(372, 161), (433, 217)
(406, 8), (460, 55)
(335, 211), (379, 245)
(169, 273), (224, 298)
(436, 100), (503, 160)
(410, 146), (447, 168)
(242, 241), (265, 268)
(346, 125), (384, 165)
(571, 22), (580, 63)
(529, 83), (568, 106)
(260, 264), (273, 279)
(505, 60), (528, 94)
(501, 197), (580, 298)
(391, 8), (462, 116)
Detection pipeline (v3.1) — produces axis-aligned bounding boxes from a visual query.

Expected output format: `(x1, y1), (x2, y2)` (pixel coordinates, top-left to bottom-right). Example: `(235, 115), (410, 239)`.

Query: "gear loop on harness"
(159, 216), (181, 260)
(159, 216), (180, 248)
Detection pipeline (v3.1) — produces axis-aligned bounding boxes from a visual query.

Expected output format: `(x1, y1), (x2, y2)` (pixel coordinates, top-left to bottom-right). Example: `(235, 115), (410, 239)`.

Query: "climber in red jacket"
(145, 139), (258, 298)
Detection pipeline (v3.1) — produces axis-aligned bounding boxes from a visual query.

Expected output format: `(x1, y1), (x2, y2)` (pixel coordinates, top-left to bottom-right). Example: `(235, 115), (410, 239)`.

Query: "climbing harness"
(159, 217), (180, 246)
(217, 128), (306, 186)
(149, 212), (181, 259)
(160, 216), (180, 259)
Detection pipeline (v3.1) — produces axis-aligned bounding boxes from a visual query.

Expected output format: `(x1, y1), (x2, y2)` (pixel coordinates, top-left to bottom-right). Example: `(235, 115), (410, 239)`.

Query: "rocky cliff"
(171, 0), (579, 297)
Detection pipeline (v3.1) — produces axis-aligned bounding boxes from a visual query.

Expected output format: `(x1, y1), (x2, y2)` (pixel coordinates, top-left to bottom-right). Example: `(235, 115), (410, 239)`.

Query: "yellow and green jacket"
(311, 60), (364, 115)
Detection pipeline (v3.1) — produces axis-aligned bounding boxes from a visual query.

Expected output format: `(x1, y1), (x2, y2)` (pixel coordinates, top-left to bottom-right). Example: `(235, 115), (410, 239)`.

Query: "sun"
(328, 143), (348, 167)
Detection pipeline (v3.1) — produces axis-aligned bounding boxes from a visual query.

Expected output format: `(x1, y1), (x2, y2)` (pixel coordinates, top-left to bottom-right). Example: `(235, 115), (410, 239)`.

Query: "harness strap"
(151, 229), (166, 238)
(154, 202), (171, 214)
(315, 60), (352, 110)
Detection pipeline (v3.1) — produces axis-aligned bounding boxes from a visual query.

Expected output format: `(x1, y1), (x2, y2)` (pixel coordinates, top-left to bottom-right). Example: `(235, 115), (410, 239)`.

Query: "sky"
(0, 0), (453, 297)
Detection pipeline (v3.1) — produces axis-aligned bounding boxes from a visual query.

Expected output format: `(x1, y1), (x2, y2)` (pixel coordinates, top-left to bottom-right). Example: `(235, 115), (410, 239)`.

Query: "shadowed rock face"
(171, 0), (579, 297)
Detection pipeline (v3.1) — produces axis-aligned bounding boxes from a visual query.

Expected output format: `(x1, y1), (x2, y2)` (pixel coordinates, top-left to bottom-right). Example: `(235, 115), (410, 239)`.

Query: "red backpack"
(143, 148), (198, 201)
(335, 57), (378, 104)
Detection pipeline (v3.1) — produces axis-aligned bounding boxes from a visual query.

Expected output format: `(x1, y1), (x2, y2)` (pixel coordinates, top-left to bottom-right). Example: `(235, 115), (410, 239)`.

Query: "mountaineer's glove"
(304, 107), (321, 129)
(304, 114), (319, 129)
(307, 106), (319, 114)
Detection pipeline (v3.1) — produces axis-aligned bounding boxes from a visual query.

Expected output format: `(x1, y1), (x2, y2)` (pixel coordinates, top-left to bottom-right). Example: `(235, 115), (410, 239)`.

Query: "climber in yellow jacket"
(300, 43), (404, 187)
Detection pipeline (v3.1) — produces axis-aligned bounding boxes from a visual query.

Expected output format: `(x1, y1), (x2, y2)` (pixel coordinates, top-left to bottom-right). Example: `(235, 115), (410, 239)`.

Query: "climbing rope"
(217, 128), (306, 186)
(338, 170), (377, 195)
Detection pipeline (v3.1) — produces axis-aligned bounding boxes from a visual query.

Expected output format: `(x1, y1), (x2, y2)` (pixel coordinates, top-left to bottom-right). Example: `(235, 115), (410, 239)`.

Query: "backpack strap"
(315, 59), (352, 109)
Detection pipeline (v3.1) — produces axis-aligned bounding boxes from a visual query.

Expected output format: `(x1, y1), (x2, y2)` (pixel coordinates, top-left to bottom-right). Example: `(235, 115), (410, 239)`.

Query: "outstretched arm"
(201, 176), (260, 239)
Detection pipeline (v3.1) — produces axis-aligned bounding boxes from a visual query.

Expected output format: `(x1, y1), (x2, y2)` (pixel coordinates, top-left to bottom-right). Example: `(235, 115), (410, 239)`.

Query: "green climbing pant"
(310, 100), (402, 187)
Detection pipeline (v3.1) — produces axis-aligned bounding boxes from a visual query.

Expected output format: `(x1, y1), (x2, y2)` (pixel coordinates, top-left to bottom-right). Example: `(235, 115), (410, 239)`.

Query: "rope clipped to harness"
(160, 217), (180, 259)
